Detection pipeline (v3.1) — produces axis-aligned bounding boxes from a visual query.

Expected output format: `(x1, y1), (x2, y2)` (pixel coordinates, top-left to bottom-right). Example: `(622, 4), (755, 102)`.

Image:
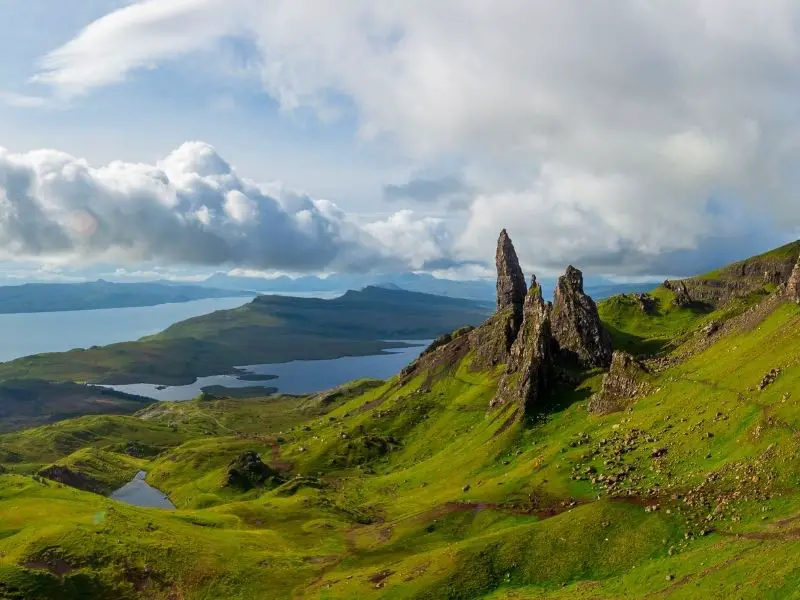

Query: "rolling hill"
(0, 233), (799, 599)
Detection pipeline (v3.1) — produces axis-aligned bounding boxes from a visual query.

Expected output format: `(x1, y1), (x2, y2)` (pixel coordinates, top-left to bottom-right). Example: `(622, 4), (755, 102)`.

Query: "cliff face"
(788, 257), (800, 303)
(551, 266), (613, 368)
(663, 240), (800, 308)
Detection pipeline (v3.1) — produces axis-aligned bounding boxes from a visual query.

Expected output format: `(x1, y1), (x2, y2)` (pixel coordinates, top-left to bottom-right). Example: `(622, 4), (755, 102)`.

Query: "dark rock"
(495, 229), (527, 312)
(702, 321), (719, 336)
(38, 465), (104, 494)
(588, 351), (651, 415)
(491, 280), (552, 412)
(551, 266), (612, 368)
(788, 256), (800, 303)
(224, 451), (285, 491)
(664, 279), (693, 307)
(634, 293), (656, 314)
(758, 368), (781, 391)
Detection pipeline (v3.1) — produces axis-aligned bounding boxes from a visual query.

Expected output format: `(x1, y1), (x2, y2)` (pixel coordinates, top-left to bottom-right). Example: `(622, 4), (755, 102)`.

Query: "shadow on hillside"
(604, 325), (668, 357)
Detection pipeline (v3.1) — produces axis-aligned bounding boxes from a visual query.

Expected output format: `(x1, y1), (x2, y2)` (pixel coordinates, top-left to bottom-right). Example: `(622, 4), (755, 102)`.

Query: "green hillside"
(0, 240), (799, 599)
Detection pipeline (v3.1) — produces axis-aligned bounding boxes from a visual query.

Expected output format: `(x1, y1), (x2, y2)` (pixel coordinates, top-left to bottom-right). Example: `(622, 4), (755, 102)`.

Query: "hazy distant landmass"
(182, 271), (654, 301)
(0, 280), (252, 314)
(0, 286), (492, 386)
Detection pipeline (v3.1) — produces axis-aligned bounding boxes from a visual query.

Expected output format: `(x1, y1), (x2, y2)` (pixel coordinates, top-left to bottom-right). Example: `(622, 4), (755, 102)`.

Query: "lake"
(104, 341), (431, 401)
(110, 471), (175, 509)
(0, 297), (253, 362)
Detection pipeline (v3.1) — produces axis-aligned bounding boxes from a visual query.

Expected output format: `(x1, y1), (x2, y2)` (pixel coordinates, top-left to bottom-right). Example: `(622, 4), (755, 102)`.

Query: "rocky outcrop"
(588, 351), (651, 415)
(38, 465), (104, 494)
(491, 279), (552, 412)
(664, 280), (693, 307)
(496, 229), (527, 312)
(788, 256), (800, 303)
(551, 266), (612, 368)
(224, 451), (284, 491)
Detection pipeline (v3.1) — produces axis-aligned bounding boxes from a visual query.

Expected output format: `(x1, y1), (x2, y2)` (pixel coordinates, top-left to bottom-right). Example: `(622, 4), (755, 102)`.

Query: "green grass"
(2, 250), (800, 597)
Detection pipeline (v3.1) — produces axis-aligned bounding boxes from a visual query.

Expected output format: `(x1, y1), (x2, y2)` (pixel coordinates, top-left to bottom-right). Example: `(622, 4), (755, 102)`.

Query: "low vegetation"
(1, 243), (799, 598)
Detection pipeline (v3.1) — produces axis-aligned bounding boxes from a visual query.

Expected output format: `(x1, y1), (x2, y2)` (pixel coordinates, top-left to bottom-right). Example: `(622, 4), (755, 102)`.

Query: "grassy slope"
(1, 249), (800, 598)
(0, 288), (490, 386)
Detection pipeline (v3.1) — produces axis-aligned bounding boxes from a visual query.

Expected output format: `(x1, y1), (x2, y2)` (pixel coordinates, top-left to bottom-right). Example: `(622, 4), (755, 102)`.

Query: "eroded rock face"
(588, 351), (651, 415)
(224, 451), (284, 491)
(551, 266), (612, 368)
(470, 231), (527, 370)
(496, 229), (527, 312)
(38, 465), (104, 494)
(491, 281), (552, 412)
(788, 257), (800, 303)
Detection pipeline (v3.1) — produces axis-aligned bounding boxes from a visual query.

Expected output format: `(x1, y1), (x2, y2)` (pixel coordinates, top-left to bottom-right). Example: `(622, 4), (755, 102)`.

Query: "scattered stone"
(702, 321), (719, 336)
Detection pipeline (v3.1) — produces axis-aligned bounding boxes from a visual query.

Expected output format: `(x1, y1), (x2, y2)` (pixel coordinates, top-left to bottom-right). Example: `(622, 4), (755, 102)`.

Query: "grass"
(1, 247), (800, 598)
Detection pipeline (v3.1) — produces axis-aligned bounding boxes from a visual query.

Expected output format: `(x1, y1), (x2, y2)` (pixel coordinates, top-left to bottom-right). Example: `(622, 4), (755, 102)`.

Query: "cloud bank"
(0, 141), (452, 272)
(20, 0), (800, 274)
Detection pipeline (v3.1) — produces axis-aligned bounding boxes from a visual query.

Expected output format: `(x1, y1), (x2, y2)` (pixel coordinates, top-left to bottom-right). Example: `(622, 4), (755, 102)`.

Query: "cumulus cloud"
(0, 141), (451, 272)
(25, 0), (800, 273)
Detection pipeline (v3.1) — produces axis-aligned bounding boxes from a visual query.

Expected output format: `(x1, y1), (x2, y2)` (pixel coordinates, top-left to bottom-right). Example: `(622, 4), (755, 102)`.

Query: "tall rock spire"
(551, 265), (612, 368)
(495, 229), (527, 312)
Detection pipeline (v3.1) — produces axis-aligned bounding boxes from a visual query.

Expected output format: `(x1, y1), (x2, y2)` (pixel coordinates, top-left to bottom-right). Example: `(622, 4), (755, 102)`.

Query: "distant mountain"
(0, 280), (252, 314)
(194, 271), (655, 302)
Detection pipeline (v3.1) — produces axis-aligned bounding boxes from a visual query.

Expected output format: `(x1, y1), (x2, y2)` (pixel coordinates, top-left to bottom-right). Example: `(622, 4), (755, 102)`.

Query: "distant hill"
(0, 280), (252, 314)
(195, 271), (654, 302)
(0, 286), (492, 386)
(0, 379), (152, 433)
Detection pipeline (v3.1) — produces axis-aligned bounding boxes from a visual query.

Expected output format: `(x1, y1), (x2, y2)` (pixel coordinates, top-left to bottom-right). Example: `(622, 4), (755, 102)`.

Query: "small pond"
(110, 471), (175, 510)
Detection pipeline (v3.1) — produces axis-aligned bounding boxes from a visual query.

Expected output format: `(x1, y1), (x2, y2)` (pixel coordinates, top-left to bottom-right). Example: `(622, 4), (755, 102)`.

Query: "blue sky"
(0, 0), (798, 284)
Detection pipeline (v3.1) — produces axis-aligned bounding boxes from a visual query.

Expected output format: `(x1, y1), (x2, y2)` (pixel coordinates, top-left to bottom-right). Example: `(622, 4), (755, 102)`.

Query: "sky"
(1, 0), (799, 284)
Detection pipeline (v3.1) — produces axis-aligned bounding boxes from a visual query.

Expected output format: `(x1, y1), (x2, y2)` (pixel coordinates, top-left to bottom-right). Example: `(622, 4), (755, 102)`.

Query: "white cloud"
(21, 0), (800, 273)
(0, 141), (449, 272)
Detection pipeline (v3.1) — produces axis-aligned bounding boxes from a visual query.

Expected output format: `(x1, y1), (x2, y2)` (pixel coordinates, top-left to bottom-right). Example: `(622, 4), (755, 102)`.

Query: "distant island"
(0, 280), (252, 314)
(0, 286), (492, 386)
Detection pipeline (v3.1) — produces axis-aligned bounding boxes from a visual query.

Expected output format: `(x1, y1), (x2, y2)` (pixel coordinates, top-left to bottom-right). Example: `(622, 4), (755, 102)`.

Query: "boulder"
(551, 266), (612, 368)
(224, 451), (284, 491)
(588, 351), (652, 415)
(491, 279), (552, 412)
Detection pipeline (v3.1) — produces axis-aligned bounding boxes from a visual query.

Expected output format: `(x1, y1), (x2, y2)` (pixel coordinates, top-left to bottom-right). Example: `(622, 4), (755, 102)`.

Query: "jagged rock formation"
(469, 231), (528, 369)
(588, 351), (651, 415)
(495, 229), (527, 312)
(551, 266), (612, 368)
(788, 256), (800, 303)
(224, 451), (284, 491)
(491, 280), (552, 411)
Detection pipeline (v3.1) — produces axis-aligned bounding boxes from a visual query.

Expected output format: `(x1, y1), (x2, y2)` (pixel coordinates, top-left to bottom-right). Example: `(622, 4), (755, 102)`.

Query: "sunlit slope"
(1, 243), (800, 598)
